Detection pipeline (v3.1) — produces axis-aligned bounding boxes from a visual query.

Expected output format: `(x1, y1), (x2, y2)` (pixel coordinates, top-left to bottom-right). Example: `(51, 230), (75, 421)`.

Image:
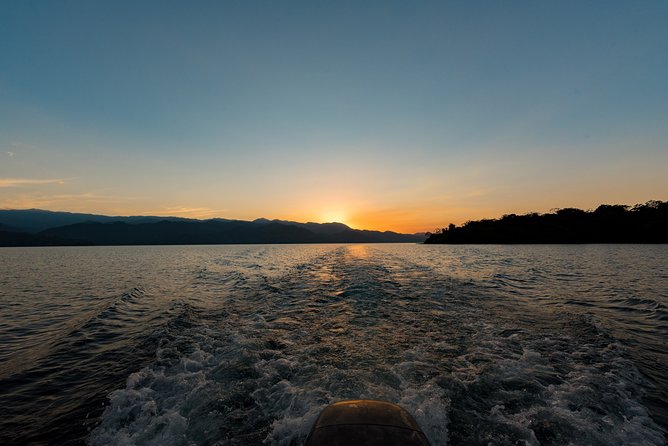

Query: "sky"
(1, 0), (667, 233)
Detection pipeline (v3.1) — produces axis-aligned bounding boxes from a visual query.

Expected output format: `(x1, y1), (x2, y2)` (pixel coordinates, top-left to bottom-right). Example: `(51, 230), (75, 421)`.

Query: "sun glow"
(319, 210), (348, 225)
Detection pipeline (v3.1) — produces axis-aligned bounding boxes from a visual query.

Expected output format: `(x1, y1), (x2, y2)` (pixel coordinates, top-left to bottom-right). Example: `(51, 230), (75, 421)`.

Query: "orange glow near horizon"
(316, 210), (350, 226)
(2, 181), (666, 234)
(2, 198), (667, 235)
(2, 3), (668, 239)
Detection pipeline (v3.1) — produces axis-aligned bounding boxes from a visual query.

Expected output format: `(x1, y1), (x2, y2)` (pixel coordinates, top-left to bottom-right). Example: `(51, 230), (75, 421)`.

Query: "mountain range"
(0, 209), (425, 246)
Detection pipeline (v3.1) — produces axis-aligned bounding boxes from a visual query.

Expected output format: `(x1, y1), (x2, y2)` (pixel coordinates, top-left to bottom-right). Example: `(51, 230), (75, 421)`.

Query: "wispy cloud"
(0, 178), (65, 188)
(6, 152), (14, 157)
(155, 206), (228, 218)
(0, 192), (143, 212)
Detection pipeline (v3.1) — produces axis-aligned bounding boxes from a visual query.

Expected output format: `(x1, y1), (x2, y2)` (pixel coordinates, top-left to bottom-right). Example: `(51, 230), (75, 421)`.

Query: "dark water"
(0, 244), (666, 445)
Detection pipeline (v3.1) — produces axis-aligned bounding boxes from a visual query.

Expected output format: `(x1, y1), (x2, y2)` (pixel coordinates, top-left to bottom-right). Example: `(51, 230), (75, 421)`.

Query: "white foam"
(89, 246), (666, 446)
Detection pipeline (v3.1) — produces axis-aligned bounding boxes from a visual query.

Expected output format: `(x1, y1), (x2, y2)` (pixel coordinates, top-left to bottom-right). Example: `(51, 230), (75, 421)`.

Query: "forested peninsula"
(424, 200), (668, 244)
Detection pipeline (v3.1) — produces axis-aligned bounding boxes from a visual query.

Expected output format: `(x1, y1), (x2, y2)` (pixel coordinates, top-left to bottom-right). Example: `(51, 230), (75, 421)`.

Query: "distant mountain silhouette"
(0, 223), (23, 233)
(0, 210), (424, 246)
(0, 230), (89, 247)
(0, 209), (193, 233)
(425, 200), (668, 244)
(253, 218), (350, 235)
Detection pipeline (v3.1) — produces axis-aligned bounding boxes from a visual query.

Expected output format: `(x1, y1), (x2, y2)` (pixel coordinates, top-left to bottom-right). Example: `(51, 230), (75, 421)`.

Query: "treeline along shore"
(424, 200), (668, 244)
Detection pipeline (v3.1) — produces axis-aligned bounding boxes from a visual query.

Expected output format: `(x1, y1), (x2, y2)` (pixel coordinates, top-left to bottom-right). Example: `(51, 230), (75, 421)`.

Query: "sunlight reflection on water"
(0, 244), (666, 445)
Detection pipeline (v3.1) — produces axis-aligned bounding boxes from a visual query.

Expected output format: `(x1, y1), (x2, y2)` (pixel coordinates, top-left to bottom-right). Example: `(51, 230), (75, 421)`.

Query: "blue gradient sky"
(1, 1), (667, 232)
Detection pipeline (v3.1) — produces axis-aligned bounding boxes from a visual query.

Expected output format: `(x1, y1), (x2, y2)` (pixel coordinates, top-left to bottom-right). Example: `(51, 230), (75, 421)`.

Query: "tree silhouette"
(425, 200), (668, 244)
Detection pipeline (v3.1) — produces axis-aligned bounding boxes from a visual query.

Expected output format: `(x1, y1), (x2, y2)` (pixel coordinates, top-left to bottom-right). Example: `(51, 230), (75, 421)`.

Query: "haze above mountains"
(0, 210), (425, 246)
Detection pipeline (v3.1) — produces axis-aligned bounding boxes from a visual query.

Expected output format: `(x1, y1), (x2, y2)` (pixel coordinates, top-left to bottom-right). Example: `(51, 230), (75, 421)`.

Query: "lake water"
(0, 244), (666, 445)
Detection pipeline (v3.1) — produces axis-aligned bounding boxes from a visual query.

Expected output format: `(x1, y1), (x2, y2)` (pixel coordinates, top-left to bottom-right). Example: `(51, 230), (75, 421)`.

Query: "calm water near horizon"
(0, 244), (666, 445)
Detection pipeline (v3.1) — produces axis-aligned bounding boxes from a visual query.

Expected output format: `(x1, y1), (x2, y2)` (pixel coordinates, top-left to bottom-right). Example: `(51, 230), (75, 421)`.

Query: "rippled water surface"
(1, 244), (666, 445)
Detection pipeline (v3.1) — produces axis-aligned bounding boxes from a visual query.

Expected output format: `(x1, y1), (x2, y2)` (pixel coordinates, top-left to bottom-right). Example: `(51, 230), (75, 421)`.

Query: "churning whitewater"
(0, 244), (666, 445)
